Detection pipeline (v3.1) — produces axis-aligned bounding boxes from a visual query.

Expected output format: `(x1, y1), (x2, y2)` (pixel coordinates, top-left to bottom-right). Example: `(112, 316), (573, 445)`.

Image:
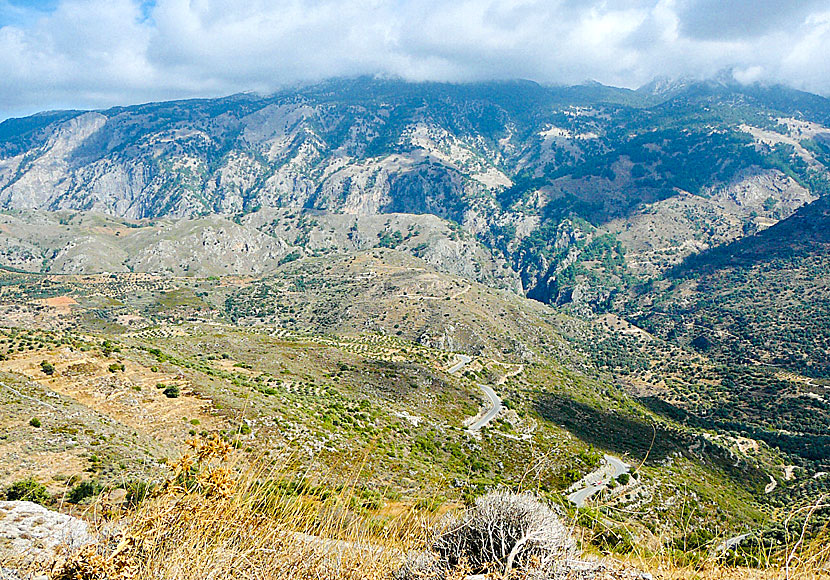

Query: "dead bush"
(400, 490), (576, 579)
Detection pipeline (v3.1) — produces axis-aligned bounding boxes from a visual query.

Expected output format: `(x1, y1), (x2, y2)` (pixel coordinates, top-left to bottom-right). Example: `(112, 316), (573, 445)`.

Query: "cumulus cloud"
(0, 0), (828, 119)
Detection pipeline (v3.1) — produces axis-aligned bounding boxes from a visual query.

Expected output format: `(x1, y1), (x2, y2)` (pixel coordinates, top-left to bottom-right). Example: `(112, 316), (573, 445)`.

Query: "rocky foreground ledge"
(0, 501), (94, 579)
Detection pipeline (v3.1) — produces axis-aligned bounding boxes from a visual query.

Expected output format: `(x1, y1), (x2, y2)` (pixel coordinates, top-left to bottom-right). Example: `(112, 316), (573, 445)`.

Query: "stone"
(0, 501), (94, 569)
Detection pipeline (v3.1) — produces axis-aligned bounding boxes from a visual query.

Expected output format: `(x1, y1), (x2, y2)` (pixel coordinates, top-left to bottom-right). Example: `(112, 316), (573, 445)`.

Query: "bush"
(29, 417), (41, 428)
(125, 480), (156, 507)
(594, 525), (636, 554)
(402, 490), (575, 578)
(68, 480), (102, 504)
(163, 385), (180, 398)
(40, 360), (55, 375)
(6, 477), (50, 504)
(108, 363), (125, 373)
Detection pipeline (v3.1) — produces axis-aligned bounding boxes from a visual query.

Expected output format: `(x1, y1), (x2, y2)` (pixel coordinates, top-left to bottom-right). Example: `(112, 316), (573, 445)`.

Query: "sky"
(0, 0), (828, 120)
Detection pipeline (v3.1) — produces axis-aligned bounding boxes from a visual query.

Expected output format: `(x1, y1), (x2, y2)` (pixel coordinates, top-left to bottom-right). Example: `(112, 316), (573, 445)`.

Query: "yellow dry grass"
(0, 346), (224, 442)
(43, 438), (830, 580)
(54, 436), (430, 580)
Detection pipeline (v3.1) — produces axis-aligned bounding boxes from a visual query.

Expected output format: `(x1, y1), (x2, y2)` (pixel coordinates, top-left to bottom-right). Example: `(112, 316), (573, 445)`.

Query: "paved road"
(447, 354), (503, 433)
(567, 454), (630, 507)
(467, 383), (502, 432)
(716, 533), (750, 553)
(447, 354), (473, 374)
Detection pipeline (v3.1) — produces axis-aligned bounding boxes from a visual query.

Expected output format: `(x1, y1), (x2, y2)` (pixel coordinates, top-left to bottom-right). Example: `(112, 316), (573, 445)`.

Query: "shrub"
(402, 490), (575, 578)
(6, 477), (50, 505)
(595, 525), (636, 554)
(68, 480), (102, 504)
(125, 480), (156, 507)
(101, 341), (117, 357)
(163, 385), (180, 398)
(108, 363), (125, 373)
(40, 360), (55, 375)
(29, 417), (41, 428)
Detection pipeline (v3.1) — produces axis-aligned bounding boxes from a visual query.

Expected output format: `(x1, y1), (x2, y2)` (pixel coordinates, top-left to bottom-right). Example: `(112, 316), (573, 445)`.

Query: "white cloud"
(732, 65), (765, 85)
(0, 0), (828, 119)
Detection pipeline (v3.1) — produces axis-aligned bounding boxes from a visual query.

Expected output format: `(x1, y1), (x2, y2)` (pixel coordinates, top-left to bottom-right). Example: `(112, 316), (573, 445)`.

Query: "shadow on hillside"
(533, 394), (683, 463)
(535, 394), (769, 490)
(670, 195), (830, 277)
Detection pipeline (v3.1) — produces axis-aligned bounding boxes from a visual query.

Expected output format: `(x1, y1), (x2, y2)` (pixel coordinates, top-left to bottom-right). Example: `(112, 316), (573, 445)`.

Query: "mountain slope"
(0, 209), (518, 290)
(1, 78), (828, 308)
(0, 251), (786, 541)
(627, 195), (830, 379)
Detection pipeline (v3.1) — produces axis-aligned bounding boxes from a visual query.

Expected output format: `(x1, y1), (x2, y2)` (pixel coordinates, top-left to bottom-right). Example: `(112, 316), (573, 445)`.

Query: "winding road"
(567, 454), (630, 507)
(447, 354), (504, 433)
(447, 354), (472, 374)
(467, 383), (503, 432)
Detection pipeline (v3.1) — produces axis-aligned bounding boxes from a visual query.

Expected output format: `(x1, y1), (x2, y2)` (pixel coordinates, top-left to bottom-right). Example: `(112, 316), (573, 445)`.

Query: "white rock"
(0, 501), (94, 565)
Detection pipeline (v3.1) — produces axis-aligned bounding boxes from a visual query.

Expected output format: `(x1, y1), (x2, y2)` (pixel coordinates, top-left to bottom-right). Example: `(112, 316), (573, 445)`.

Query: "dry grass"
(46, 438), (830, 580)
(55, 436), (429, 580)
(559, 484), (829, 580)
(613, 511), (830, 580)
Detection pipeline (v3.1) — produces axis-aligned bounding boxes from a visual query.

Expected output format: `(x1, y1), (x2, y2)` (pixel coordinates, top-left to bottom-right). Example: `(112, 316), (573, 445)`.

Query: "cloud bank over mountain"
(0, 0), (828, 118)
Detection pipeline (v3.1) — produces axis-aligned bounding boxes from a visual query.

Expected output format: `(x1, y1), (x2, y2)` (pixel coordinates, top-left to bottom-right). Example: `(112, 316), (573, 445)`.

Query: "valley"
(0, 78), (829, 578)
(0, 245), (826, 568)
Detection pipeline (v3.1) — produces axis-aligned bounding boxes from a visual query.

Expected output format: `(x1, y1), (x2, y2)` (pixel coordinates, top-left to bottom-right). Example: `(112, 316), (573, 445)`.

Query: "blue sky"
(0, 0), (828, 120)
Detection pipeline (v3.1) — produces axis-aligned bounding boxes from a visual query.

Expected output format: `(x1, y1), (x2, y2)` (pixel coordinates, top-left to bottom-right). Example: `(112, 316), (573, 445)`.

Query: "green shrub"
(40, 360), (55, 375)
(67, 479), (102, 504)
(108, 362), (125, 373)
(163, 384), (180, 398)
(594, 525), (636, 554)
(125, 480), (155, 507)
(101, 340), (117, 357)
(29, 417), (41, 428)
(6, 478), (50, 504)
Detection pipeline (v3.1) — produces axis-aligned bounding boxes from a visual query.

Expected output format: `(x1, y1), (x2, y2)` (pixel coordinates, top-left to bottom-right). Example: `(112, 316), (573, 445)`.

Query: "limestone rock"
(0, 501), (94, 568)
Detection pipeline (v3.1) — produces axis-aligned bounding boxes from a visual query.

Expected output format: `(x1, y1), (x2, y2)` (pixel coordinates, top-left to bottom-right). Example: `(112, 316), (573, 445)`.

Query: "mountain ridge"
(0, 77), (828, 310)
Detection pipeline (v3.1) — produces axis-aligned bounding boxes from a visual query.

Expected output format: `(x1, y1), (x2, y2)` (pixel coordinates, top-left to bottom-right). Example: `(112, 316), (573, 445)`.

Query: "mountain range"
(1, 77), (829, 308)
